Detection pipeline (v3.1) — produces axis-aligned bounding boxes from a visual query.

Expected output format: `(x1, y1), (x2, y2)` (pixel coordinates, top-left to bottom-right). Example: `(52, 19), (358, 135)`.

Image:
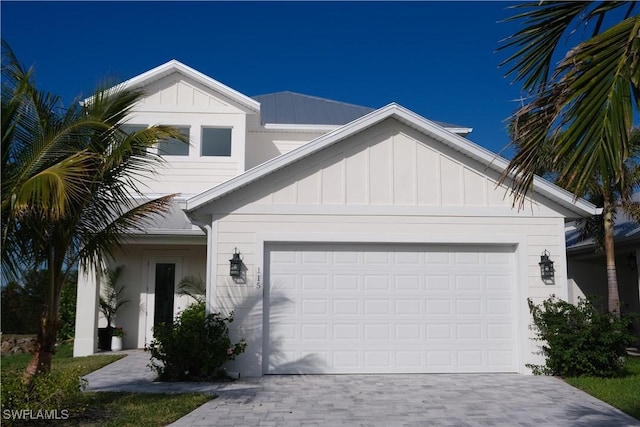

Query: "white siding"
(194, 117), (571, 376)
(231, 122), (520, 209)
(212, 214), (565, 377)
(125, 73), (255, 196)
(246, 130), (327, 169)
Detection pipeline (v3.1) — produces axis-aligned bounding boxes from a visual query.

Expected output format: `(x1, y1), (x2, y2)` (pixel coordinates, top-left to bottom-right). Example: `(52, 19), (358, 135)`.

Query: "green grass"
(1, 343), (213, 426)
(67, 392), (212, 427)
(1, 343), (122, 374)
(565, 357), (640, 420)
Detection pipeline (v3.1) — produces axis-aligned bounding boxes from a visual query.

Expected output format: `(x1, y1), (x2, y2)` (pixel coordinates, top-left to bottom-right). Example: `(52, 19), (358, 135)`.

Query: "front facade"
(74, 61), (598, 376)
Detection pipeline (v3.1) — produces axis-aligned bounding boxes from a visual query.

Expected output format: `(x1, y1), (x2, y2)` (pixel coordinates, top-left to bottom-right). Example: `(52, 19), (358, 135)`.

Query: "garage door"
(264, 243), (518, 374)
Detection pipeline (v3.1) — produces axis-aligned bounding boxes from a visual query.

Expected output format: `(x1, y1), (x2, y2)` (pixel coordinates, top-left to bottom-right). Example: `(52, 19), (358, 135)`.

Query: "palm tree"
(99, 265), (130, 330)
(564, 128), (640, 313)
(1, 41), (186, 379)
(498, 2), (640, 313)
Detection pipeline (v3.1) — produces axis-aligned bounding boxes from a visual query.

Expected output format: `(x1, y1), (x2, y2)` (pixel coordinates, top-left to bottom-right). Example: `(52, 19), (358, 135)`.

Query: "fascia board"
(185, 103), (599, 218)
(261, 123), (341, 132)
(83, 60), (260, 113)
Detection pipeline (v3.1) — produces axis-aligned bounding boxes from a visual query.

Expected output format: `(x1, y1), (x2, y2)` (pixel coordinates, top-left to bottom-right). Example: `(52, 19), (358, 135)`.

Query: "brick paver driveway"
(84, 352), (637, 426)
(168, 373), (639, 427)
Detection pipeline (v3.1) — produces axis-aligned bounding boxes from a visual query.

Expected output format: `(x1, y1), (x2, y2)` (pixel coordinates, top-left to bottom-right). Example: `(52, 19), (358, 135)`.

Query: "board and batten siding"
(197, 118), (572, 376)
(124, 73), (253, 196)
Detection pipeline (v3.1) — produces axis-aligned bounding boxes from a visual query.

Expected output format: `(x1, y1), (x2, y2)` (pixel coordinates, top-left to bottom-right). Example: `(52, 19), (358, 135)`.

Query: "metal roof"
(566, 217), (640, 251)
(253, 91), (373, 125)
(253, 91), (464, 129)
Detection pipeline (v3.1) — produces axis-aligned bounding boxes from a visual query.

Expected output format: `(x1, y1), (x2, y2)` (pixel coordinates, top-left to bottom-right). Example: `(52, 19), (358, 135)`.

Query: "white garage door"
(265, 243), (518, 374)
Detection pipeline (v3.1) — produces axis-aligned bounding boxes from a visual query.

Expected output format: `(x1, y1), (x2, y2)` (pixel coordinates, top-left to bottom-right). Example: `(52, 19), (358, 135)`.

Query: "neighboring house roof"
(566, 217), (640, 252)
(252, 91), (471, 133)
(185, 103), (599, 217)
(98, 60), (261, 113)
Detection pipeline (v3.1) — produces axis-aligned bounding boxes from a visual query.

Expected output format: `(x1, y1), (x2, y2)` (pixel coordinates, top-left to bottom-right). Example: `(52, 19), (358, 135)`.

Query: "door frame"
(141, 251), (187, 346)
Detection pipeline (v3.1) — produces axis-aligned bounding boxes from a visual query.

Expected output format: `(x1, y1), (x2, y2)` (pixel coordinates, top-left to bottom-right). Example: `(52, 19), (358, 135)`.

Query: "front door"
(154, 263), (176, 328)
(143, 255), (184, 345)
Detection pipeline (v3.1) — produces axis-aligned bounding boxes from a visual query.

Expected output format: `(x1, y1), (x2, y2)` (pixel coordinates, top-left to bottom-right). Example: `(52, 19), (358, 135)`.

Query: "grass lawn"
(565, 357), (640, 421)
(1, 343), (213, 426)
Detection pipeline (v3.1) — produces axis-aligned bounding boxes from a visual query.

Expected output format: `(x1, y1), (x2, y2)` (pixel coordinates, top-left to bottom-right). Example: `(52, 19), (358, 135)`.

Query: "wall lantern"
(539, 250), (555, 280)
(229, 247), (243, 277)
(628, 252), (637, 270)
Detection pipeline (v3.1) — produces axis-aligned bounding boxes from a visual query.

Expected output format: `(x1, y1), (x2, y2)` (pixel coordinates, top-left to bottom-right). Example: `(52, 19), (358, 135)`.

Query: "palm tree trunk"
(24, 245), (63, 381)
(603, 197), (621, 314)
(24, 305), (56, 381)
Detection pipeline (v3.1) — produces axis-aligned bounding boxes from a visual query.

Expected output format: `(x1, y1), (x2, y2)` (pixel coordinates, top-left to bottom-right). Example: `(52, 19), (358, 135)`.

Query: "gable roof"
(113, 60), (261, 113)
(184, 103), (599, 217)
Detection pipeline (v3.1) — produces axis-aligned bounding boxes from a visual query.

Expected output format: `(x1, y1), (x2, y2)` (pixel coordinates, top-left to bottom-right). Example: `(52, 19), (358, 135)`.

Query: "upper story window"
(157, 126), (190, 156)
(121, 124), (148, 135)
(201, 127), (232, 157)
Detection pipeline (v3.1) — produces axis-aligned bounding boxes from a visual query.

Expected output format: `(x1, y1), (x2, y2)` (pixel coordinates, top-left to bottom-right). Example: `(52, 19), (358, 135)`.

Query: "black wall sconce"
(229, 247), (243, 277)
(539, 250), (555, 280)
(628, 252), (637, 270)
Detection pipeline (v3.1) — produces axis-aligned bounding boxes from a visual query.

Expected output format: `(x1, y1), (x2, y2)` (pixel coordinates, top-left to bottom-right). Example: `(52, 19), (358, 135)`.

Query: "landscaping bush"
(1, 368), (87, 425)
(527, 296), (636, 377)
(146, 301), (246, 381)
(57, 275), (77, 341)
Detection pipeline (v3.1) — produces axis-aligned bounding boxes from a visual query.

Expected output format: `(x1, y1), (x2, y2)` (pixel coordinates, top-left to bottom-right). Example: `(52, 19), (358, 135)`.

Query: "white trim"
(444, 127), (473, 135)
(205, 221), (218, 313)
(209, 204), (563, 218)
(557, 217), (570, 302)
(141, 251), (188, 347)
(84, 60), (260, 113)
(185, 103), (598, 218)
(260, 123), (341, 132)
(254, 231), (529, 374)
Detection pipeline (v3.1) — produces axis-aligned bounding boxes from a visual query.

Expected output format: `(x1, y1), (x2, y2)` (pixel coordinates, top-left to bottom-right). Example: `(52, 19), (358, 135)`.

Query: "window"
(157, 127), (189, 156)
(201, 127), (232, 157)
(121, 124), (147, 135)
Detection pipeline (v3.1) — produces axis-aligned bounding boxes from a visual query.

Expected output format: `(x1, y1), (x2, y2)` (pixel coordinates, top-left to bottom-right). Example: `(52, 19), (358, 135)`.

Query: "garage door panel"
(265, 243), (517, 374)
(395, 275), (421, 291)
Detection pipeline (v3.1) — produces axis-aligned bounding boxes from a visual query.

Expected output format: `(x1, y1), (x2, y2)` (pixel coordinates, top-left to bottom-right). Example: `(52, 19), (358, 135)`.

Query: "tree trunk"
(24, 304), (56, 381)
(603, 197), (621, 314)
(24, 246), (63, 382)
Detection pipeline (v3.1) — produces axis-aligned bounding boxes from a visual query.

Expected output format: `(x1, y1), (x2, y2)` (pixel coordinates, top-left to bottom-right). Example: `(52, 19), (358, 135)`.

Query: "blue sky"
(2, 1), (526, 157)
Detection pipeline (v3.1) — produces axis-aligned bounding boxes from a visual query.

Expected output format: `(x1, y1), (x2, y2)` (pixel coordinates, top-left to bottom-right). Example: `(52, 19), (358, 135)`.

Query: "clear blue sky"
(2, 1), (526, 157)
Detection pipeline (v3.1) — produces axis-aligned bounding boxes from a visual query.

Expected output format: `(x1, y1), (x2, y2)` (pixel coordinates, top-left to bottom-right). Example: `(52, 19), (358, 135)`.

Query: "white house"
(73, 60), (598, 376)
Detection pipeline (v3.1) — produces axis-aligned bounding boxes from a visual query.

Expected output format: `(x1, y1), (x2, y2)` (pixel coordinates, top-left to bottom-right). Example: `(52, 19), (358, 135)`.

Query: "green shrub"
(57, 275), (77, 341)
(146, 301), (246, 381)
(1, 368), (87, 425)
(527, 296), (636, 377)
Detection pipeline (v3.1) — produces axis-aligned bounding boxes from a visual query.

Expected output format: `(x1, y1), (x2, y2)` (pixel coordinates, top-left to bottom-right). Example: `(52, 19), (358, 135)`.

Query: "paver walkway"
(85, 350), (640, 427)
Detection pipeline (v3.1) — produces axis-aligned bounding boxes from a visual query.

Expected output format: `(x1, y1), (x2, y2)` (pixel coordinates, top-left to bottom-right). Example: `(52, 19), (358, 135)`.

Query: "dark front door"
(154, 263), (176, 329)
